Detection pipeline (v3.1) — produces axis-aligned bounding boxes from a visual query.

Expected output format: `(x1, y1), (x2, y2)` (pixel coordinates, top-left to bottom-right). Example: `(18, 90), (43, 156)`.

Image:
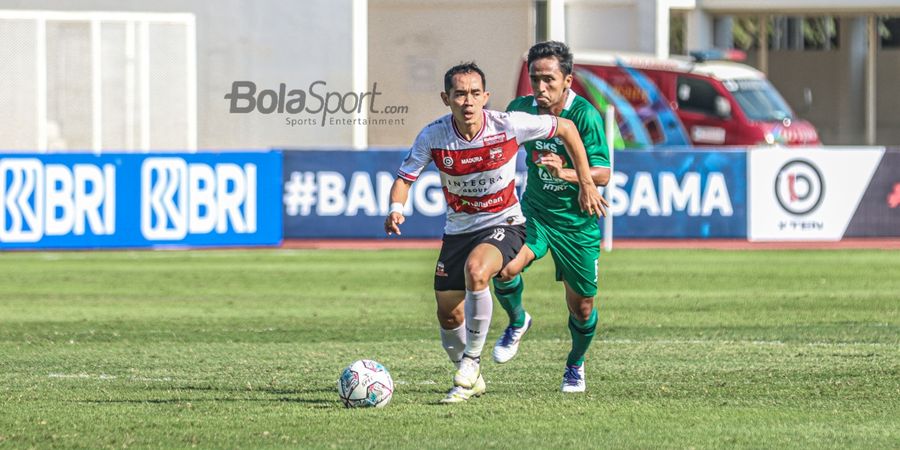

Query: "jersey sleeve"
(505, 111), (557, 144)
(573, 106), (610, 168)
(397, 128), (433, 182)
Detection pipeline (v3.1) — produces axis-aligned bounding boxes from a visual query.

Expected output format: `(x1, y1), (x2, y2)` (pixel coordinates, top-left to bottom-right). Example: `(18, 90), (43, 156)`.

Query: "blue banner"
(0, 152), (282, 249)
(282, 150), (527, 238)
(282, 149), (746, 239)
(609, 150), (746, 237)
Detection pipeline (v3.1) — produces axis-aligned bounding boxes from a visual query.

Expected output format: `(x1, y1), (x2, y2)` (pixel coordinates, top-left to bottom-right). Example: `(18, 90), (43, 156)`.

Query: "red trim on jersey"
(547, 116), (558, 139)
(430, 138), (519, 176)
(443, 181), (518, 214)
(397, 170), (417, 182)
(451, 111), (487, 142)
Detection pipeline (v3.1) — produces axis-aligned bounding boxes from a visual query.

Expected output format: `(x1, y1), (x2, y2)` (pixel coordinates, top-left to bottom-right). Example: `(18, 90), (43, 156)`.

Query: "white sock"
(463, 287), (493, 358)
(440, 323), (466, 367)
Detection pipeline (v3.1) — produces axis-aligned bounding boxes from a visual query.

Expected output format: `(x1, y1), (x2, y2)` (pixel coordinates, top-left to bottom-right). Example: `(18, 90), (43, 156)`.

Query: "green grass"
(0, 248), (898, 449)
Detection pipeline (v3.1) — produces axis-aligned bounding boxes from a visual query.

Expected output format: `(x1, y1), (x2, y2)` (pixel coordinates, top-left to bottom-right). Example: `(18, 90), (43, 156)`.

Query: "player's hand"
(384, 212), (405, 235)
(539, 152), (564, 178)
(498, 247), (535, 281)
(578, 185), (609, 217)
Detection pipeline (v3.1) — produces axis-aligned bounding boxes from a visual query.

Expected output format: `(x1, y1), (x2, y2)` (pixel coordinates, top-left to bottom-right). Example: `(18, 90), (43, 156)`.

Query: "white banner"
(748, 147), (884, 241)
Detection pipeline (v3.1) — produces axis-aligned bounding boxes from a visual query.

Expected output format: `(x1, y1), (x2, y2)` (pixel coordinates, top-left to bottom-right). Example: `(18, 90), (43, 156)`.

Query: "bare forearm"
(555, 120), (594, 188)
(389, 178), (412, 204)
(553, 167), (610, 186)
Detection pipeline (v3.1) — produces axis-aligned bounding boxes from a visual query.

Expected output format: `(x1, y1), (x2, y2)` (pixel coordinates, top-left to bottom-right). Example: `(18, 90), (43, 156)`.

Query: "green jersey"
(506, 91), (610, 232)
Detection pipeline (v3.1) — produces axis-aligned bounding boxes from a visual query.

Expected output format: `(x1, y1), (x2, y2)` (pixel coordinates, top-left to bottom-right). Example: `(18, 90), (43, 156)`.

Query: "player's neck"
(453, 115), (484, 141)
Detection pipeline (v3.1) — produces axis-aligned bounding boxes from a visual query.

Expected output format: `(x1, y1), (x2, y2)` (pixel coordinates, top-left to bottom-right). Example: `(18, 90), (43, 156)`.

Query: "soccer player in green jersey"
(492, 41), (611, 393)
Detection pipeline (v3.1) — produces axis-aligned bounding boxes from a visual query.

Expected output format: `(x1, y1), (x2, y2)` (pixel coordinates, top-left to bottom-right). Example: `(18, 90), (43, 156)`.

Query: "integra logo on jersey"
(446, 175), (505, 196)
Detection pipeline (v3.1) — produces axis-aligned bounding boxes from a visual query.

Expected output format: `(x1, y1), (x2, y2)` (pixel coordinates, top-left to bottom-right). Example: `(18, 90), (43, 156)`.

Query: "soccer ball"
(337, 359), (394, 408)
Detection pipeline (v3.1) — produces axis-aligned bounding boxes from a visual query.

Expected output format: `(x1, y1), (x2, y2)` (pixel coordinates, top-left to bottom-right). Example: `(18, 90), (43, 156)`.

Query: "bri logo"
(1, 158), (116, 243)
(141, 158), (257, 240)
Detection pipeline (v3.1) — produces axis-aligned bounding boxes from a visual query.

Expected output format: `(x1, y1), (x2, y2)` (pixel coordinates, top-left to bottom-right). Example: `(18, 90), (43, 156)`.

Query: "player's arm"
(498, 246), (535, 281)
(537, 153), (610, 186)
(386, 127), (432, 236)
(384, 178), (412, 235)
(554, 117), (608, 217)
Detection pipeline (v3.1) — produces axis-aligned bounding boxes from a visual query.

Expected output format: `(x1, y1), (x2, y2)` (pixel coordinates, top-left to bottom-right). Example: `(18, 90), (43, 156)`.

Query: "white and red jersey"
(398, 109), (558, 235)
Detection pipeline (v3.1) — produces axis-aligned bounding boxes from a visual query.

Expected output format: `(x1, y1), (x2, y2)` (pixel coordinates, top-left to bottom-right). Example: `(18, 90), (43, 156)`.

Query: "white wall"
(0, 0), (355, 150)
(368, 0), (533, 147)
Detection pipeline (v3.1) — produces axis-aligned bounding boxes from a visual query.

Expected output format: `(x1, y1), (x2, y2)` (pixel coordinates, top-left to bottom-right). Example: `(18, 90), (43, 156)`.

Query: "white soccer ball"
(337, 359), (394, 408)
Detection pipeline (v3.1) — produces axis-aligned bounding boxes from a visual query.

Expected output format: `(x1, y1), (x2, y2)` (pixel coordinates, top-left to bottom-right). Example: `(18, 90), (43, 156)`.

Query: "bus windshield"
(724, 79), (793, 122)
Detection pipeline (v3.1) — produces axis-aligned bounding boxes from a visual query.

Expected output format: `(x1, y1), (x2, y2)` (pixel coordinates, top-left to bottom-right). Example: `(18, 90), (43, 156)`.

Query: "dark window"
(881, 17), (900, 48)
(535, 0), (547, 43)
(731, 16), (839, 51)
(677, 76), (719, 116)
(670, 12), (686, 55)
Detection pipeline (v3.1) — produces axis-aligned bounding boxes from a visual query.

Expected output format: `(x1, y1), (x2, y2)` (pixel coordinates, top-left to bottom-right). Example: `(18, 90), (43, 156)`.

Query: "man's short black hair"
(444, 62), (486, 93)
(527, 41), (574, 76)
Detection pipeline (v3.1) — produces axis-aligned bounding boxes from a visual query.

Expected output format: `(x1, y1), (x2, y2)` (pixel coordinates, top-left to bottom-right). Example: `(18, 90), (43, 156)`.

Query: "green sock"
(493, 275), (526, 327)
(567, 308), (598, 367)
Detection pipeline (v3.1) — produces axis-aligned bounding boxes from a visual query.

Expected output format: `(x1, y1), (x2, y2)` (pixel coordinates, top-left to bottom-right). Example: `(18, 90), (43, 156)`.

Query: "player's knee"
(464, 260), (492, 287)
(570, 296), (595, 321)
(436, 307), (464, 329)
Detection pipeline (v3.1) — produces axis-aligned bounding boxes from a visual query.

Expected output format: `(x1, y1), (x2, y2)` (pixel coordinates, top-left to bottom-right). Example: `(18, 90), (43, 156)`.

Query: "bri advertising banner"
(282, 149), (747, 239)
(0, 152), (282, 249)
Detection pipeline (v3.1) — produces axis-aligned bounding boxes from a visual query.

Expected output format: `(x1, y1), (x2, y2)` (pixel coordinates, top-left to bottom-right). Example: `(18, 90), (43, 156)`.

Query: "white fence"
(0, 10), (196, 152)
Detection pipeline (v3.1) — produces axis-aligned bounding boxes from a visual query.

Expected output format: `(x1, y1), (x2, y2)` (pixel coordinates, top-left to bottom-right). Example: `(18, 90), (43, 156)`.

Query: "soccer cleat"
(492, 312), (533, 364)
(453, 354), (481, 388)
(561, 363), (586, 393)
(440, 374), (486, 404)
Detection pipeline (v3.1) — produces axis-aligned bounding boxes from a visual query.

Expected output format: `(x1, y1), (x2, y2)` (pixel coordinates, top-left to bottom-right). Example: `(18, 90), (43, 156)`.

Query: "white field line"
(48, 373), (172, 382)
(601, 338), (893, 348)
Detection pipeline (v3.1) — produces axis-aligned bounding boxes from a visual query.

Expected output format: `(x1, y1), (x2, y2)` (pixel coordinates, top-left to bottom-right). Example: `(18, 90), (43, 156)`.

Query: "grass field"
(1, 248), (898, 449)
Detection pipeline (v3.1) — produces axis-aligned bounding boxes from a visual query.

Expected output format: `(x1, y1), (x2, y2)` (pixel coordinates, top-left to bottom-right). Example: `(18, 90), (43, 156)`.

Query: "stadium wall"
(0, 1), (355, 150)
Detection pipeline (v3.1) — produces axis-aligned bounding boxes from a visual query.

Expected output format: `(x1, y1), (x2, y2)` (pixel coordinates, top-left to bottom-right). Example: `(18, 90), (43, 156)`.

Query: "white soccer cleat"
(440, 374), (486, 404)
(453, 354), (481, 388)
(492, 312), (533, 364)
(561, 363), (586, 393)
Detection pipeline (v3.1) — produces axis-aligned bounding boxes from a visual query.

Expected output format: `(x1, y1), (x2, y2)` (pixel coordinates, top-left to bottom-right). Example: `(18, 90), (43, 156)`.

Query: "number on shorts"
(490, 228), (506, 241)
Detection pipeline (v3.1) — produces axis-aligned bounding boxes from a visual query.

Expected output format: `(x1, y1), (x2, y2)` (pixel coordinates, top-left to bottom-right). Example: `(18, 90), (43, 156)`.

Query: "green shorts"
(525, 214), (600, 298)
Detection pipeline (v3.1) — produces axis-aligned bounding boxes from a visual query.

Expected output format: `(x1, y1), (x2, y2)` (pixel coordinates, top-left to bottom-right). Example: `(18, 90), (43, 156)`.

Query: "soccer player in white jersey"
(383, 62), (605, 403)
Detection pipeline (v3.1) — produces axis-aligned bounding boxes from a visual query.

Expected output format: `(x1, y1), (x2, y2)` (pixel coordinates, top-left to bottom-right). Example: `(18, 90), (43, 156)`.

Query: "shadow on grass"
(65, 397), (337, 407)
(64, 385), (339, 407)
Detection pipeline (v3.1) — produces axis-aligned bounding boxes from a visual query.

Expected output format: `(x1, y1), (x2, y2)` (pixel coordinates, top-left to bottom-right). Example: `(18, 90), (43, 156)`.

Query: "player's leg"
(435, 233), (487, 403)
(437, 289), (487, 404)
(435, 290), (466, 365)
(549, 230), (600, 393)
(492, 219), (547, 363)
(561, 280), (597, 393)
(454, 225), (525, 389)
(452, 241), (504, 388)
